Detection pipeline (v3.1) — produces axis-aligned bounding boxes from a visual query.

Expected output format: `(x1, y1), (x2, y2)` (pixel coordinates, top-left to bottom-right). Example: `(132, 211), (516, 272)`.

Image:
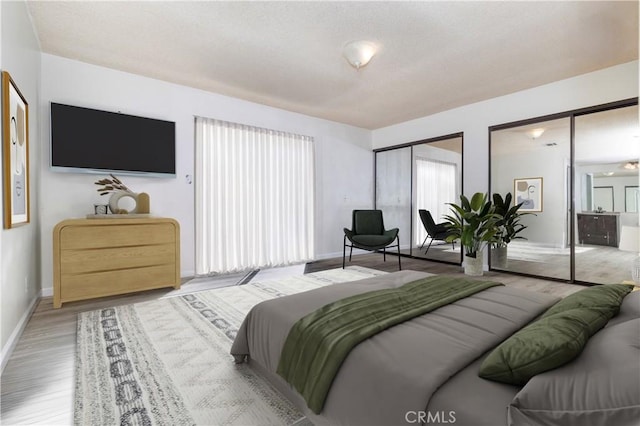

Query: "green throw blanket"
(276, 275), (503, 413)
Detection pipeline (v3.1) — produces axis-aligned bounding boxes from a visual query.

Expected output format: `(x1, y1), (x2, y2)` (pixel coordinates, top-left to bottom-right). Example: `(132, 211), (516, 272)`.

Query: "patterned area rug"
(75, 266), (386, 426)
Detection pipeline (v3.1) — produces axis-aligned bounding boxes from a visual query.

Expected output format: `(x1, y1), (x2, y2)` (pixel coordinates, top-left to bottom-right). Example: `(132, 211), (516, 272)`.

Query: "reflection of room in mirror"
(626, 186), (639, 213)
(490, 103), (639, 284)
(513, 177), (542, 212)
(574, 104), (638, 284)
(375, 134), (464, 265)
(593, 186), (614, 212)
(411, 137), (462, 263)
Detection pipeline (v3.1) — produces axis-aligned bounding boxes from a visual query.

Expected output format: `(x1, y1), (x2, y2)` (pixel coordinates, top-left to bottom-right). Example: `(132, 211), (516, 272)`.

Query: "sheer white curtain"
(415, 158), (457, 244)
(195, 117), (315, 275)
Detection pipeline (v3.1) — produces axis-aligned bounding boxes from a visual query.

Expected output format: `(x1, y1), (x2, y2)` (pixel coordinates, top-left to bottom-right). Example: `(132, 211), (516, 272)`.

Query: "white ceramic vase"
(108, 191), (138, 214)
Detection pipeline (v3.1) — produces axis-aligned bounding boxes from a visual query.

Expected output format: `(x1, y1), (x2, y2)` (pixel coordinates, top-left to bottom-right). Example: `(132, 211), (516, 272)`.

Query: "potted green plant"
(491, 193), (532, 269)
(444, 192), (499, 276)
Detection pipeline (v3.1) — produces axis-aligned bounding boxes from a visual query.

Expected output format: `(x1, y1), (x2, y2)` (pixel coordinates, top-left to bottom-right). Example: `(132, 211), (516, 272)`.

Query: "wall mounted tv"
(50, 102), (176, 177)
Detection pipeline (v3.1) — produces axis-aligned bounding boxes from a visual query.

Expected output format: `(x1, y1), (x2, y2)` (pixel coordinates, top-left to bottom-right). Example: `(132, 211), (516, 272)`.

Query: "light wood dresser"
(53, 217), (180, 308)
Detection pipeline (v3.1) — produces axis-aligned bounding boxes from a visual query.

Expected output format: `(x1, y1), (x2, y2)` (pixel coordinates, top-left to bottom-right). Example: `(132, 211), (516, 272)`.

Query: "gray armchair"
(343, 210), (401, 270)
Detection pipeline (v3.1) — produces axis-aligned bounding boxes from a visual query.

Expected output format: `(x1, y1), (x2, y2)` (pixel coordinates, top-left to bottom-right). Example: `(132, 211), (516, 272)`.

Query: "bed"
(231, 270), (640, 426)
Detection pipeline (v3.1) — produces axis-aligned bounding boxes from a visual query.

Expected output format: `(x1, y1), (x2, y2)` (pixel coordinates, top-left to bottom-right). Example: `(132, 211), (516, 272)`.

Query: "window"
(195, 117), (315, 274)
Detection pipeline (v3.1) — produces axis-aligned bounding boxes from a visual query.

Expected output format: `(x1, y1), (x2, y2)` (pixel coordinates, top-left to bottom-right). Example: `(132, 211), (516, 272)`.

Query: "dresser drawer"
(59, 223), (175, 249)
(581, 233), (611, 246)
(61, 264), (177, 302)
(60, 243), (176, 274)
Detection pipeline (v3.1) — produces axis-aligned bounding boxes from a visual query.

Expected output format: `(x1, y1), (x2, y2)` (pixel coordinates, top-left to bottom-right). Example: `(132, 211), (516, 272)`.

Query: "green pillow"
(479, 284), (633, 385)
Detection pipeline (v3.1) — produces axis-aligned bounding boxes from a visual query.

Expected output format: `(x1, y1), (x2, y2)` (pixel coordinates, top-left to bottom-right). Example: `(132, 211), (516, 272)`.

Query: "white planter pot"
(464, 252), (483, 276)
(491, 246), (508, 269)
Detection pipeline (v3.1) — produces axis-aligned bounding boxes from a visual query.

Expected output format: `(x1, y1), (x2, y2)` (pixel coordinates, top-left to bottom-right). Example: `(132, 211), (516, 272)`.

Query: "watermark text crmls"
(405, 410), (456, 424)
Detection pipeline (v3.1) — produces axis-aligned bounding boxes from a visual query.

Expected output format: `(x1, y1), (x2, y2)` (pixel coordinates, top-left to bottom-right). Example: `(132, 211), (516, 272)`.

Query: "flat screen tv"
(50, 102), (176, 177)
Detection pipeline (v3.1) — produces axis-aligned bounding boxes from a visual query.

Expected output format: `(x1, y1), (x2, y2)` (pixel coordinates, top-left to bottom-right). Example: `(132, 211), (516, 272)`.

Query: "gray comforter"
(231, 270), (560, 426)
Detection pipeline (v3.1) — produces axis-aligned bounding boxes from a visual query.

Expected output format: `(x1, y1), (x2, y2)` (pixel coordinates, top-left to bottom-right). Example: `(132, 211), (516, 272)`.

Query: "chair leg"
(425, 238), (434, 255)
(419, 235), (428, 249)
(383, 247), (386, 262)
(397, 237), (401, 270)
(343, 236), (347, 269)
(349, 245), (353, 261)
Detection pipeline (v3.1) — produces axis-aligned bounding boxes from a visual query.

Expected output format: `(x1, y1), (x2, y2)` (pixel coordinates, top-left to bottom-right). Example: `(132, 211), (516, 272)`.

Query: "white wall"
(492, 148), (568, 246)
(1, 0), (42, 365)
(39, 54), (373, 293)
(373, 61), (639, 198)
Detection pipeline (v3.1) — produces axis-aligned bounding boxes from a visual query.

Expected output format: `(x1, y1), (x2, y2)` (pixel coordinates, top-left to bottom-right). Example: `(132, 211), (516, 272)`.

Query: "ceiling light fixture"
(528, 128), (545, 139)
(623, 161), (639, 170)
(343, 40), (378, 70)
(602, 172), (614, 176)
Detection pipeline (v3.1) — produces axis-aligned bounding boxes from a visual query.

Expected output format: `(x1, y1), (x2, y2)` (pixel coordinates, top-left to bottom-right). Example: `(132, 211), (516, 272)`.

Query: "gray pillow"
(606, 290), (640, 328)
(508, 318), (640, 426)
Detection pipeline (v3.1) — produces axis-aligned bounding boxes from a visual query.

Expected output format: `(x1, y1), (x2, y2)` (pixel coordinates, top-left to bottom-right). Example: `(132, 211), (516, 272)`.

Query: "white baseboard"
(315, 248), (370, 260)
(0, 294), (39, 374)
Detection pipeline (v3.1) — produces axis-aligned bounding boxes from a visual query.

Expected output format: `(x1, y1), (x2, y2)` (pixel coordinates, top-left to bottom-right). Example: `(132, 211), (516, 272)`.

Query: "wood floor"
(1, 254), (585, 425)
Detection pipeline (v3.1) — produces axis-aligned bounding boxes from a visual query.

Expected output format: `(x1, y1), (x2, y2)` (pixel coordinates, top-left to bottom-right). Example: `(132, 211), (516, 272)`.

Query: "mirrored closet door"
(376, 147), (412, 252)
(375, 133), (463, 265)
(490, 99), (638, 284)
(490, 117), (571, 281)
(574, 104), (639, 284)
(411, 137), (462, 262)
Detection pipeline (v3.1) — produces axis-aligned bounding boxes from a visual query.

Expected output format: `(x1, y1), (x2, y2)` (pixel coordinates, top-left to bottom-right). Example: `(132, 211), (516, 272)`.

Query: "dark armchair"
(419, 209), (455, 254)
(343, 210), (401, 270)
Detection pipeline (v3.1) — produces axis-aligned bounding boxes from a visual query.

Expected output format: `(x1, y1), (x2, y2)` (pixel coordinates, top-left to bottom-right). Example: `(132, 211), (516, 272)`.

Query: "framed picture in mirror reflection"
(514, 177), (543, 212)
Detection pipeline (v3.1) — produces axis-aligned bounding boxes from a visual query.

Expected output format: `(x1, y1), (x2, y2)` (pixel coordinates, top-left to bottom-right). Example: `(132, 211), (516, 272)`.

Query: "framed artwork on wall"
(2, 71), (30, 228)
(514, 177), (543, 212)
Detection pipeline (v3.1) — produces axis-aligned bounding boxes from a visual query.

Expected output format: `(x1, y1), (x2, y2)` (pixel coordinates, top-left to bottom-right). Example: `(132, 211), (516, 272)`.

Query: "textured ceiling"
(27, 1), (638, 130)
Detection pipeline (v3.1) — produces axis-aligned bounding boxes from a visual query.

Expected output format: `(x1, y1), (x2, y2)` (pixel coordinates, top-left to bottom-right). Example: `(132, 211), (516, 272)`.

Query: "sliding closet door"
(376, 147), (411, 253)
(574, 105), (639, 284)
(411, 137), (462, 262)
(490, 117), (571, 280)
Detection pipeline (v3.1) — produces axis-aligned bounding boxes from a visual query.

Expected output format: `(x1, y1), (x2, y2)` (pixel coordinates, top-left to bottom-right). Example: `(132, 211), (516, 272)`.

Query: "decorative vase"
(137, 192), (150, 214)
(492, 246), (508, 269)
(464, 252), (484, 276)
(108, 191), (139, 214)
